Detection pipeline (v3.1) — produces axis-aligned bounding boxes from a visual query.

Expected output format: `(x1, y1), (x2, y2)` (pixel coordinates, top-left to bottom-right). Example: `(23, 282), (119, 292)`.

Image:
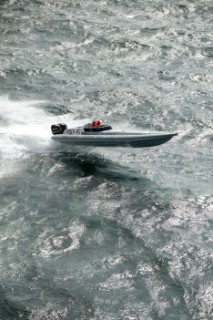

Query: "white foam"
(0, 96), (91, 157)
(0, 97), (48, 156)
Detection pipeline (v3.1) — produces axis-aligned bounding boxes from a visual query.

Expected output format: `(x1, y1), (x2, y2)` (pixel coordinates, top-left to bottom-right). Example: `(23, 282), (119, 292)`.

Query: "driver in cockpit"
(92, 120), (101, 128)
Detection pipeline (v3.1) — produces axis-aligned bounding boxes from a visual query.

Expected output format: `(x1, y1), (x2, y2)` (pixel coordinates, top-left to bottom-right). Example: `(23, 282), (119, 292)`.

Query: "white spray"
(0, 96), (88, 157)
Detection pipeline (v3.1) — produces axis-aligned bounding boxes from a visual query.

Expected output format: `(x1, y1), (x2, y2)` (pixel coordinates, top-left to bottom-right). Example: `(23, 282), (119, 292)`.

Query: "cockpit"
(83, 122), (112, 132)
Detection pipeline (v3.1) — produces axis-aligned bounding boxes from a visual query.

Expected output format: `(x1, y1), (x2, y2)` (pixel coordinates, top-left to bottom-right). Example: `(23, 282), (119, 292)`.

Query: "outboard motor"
(51, 123), (67, 135)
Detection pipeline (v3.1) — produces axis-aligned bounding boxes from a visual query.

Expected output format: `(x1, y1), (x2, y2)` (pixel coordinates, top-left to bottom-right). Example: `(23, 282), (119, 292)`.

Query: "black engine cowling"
(51, 123), (67, 135)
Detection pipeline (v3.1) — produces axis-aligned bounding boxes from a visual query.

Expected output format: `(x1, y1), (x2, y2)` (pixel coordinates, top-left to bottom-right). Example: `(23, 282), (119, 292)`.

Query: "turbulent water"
(0, 0), (213, 319)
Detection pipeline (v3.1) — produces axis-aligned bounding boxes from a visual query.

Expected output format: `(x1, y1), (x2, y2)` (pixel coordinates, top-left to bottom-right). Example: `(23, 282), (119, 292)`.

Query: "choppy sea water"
(0, 0), (213, 319)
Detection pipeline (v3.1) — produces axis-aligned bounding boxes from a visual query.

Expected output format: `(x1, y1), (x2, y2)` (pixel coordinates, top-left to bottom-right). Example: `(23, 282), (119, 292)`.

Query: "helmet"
(96, 119), (101, 125)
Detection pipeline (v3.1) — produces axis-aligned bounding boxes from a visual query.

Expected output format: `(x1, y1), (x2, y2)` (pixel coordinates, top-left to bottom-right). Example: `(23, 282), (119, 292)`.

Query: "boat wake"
(0, 97), (91, 158)
(0, 97), (51, 157)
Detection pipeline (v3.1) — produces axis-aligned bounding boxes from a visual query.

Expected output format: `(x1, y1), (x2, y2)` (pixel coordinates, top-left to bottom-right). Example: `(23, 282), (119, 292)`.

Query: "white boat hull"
(51, 132), (177, 148)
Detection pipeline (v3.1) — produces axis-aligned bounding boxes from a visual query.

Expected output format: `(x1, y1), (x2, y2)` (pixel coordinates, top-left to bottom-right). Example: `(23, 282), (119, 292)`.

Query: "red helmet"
(96, 119), (101, 125)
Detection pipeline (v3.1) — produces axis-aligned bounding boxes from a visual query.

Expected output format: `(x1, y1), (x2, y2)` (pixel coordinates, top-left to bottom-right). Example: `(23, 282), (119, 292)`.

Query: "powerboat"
(51, 122), (178, 148)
